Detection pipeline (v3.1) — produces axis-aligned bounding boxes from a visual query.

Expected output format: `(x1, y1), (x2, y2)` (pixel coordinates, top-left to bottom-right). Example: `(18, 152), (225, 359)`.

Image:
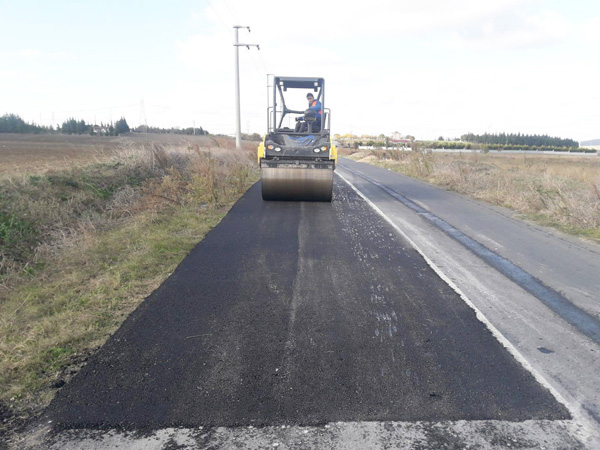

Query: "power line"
(247, 49), (265, 77)
(207, 0), (268, 75)
(257, 51), (270, 74)
(139, 99), (148, 130)
(221, 0), (240, 25)
(40, 103), (138, 115)
(205, 0), (232, 34)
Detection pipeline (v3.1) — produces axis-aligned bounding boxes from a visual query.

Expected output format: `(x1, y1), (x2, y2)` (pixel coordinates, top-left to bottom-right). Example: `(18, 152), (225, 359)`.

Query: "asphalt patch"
(47, 179), (569, 430)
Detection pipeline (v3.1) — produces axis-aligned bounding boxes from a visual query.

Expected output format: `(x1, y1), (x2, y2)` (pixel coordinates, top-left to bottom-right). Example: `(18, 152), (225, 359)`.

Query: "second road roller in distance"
(258, 76), (337, 201)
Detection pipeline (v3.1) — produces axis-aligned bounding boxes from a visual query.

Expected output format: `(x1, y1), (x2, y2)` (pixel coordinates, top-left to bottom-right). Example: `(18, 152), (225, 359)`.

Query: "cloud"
(218, 0), (538, 41)
(17, 49), (42, 58)
(450, 9), (570, 50)
(165, 1), (594, 137)
(200, 0), (571, 57)
(0, 49), (70, 61)
(0, 69), (18, 82)
(581, 17), (600, 44)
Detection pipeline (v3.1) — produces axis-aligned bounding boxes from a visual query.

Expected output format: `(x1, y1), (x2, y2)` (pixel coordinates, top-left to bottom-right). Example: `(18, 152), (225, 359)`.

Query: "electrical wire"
(44, 103), (139, 115)
(257, 50), (270, 74)
(205, 0), (233, 34)
(207, 0), (266, 76)
(221, 0), (240, 25)
(248, 50), (265, 77)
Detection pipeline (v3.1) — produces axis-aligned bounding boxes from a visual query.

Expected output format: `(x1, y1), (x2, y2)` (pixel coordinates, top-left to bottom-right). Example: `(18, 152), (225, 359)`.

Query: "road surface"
(22, 158), (600, 449)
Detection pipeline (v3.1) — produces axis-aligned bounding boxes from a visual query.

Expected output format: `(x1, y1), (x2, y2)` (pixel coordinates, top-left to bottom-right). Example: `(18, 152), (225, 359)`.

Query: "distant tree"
(61, 118), (77, 134)
(0, 114), (49, 134)
(132, 124), (209, 135)
(76, 120), (87, 134)
(437, 136), (444, 141)
(460, 132), (578, 149)
(241, 132), (262, 141)
(114, 117), (130, 135)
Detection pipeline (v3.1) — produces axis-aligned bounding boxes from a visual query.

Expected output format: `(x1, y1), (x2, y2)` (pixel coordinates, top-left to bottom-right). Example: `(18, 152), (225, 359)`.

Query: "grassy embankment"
(0, 137), (259, 429)
(341, 148), (600, 242)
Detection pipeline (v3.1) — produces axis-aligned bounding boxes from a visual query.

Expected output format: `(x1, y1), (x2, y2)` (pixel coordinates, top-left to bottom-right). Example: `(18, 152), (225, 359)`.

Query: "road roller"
(258, 76), (337, 201)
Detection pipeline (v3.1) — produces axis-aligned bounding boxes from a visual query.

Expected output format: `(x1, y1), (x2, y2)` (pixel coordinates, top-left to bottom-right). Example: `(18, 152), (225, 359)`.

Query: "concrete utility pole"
(233, 26), (259, 149)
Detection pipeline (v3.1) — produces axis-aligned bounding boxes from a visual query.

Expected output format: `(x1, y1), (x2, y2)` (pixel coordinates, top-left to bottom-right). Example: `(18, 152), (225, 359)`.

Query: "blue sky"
(1, 0), (599, 140)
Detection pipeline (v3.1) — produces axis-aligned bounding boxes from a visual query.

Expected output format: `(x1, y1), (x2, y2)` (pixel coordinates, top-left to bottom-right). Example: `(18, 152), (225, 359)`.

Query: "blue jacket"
(309, 100), (322, 119)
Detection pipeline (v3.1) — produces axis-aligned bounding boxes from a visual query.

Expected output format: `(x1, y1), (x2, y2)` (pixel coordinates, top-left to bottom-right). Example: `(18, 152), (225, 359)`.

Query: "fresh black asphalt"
(47, 178), (569, 430)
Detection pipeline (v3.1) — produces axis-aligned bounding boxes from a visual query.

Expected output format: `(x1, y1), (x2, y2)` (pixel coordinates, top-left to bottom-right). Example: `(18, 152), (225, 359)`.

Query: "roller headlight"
(313, 148), (321, 153)
(321, 146), (328, 151)
(267, 144), (274, 150)
(274, 147), (281, 152)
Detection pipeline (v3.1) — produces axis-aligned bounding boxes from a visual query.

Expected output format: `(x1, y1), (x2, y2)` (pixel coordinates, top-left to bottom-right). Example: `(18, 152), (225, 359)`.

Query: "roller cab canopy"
(269, 76), (328, 135)
(274, 76), (324, 91)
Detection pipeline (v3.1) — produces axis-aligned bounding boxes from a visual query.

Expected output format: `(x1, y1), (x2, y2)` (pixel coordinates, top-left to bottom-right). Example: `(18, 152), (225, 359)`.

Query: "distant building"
(93, 125), (109, 134)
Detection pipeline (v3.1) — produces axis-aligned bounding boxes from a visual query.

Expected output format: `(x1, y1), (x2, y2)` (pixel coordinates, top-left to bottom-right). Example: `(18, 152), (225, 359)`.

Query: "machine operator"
(295, 93), (322, 132)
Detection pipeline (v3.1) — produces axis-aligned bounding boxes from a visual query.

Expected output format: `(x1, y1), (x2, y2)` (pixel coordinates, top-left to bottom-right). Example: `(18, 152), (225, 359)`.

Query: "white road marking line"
(336, 170), (594, 445)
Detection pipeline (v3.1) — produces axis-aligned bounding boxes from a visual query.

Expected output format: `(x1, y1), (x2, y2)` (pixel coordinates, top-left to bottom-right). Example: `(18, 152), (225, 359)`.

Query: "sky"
(1, 0), (599, 141)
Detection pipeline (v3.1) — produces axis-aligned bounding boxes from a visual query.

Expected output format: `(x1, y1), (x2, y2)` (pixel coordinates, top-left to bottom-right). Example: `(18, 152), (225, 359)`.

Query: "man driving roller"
(295, 93), (322, 132)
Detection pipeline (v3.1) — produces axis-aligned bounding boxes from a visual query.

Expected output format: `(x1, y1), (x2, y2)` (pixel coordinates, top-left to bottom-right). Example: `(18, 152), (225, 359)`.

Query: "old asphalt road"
(25, 160), (599, 449)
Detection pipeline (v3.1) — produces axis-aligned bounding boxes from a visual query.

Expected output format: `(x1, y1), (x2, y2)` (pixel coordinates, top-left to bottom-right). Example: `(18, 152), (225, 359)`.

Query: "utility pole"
(139, 99), (148, 132)
(233, 25), (259, 149)
(266, 73), (273, 127)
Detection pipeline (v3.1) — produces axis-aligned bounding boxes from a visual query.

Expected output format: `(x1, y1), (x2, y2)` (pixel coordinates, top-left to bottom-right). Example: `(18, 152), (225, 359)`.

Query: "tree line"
(461, 132), (579, 149)
(0, 114), (51, 134)
(60, 117), (130, 136)
(0, 114), (209, 137)
(131, 125), (209, 135)
(422, 140), (595, 153)
(0, 114), (130, 136)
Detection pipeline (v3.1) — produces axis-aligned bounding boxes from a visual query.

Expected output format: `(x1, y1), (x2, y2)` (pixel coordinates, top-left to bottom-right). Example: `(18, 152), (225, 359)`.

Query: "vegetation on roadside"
(460, 132), (579, 149)
(0, 141), (259, 429)
(334, 132), (597, 154)
(418, 140), (596, 153)
(341, 147), (600, 242)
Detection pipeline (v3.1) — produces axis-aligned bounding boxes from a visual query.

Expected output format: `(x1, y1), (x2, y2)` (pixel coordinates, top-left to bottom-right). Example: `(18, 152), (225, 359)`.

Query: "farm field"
(0, 133), (236, 177)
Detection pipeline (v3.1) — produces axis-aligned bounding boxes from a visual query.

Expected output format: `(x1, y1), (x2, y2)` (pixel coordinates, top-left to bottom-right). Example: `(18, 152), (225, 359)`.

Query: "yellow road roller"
(258, 76), (337, 201)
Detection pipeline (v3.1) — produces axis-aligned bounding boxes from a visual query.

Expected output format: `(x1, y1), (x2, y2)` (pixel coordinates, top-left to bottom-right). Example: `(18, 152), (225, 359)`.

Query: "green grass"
(0, 205), (230, 404)
(0, 142), (259, 424)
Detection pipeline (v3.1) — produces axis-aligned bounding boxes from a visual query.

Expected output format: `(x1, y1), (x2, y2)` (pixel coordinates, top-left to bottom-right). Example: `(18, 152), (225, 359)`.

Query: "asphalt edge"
(335, 171), (594, 447)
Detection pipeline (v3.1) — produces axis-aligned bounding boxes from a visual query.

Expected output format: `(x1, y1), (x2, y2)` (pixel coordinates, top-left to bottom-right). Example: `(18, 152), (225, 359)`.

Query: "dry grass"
(342, 148), (600, 241)
(0, 133), (237, 177)
(0, 137), (259, 432)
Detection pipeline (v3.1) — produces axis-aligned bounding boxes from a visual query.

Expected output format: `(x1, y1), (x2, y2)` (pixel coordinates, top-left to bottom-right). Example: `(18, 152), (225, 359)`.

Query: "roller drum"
(261, 165), (333, 201)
